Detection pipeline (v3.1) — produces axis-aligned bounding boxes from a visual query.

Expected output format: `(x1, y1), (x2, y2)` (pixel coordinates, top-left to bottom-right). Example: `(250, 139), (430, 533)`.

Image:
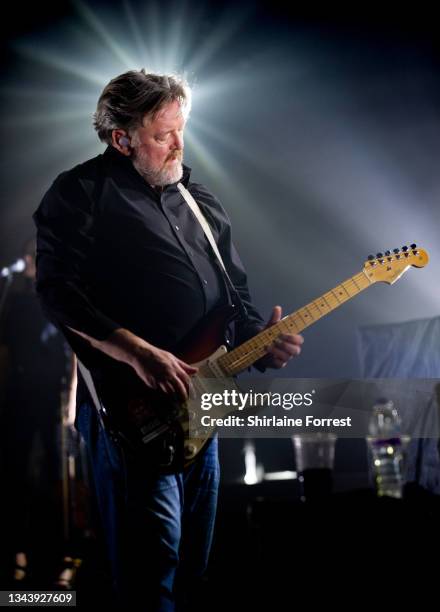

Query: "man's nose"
(172, 131), (183, 150)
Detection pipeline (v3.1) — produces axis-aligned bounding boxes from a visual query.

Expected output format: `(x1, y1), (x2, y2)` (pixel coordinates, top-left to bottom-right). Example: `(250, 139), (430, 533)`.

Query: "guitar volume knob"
(184, 444), (197, 459)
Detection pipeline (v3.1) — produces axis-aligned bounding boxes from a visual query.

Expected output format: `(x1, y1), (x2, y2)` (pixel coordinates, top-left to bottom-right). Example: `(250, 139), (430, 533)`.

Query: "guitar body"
(98, 304), (239, 472)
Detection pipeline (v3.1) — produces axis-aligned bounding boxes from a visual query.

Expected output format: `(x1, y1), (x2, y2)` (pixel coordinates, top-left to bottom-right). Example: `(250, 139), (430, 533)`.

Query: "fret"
(302, 305), (316, 321)
(305, 305), (316, 319)
(341, 281), (354, 298)
(288, 317), (301, 333)
(331, 289), (342, 304)
(313, 300), (323, 316)
(283, 318), (300, 333)
(352, 276), (361, 291)
(296, 310), (308, 327)
(357, 271), (371, 288)
(322, 294), (333, 310)
(338, 285), (350, 301)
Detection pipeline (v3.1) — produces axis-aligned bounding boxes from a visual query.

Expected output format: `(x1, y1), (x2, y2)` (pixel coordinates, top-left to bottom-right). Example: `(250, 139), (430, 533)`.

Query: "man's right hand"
(68, 326), (197, 402)
(131, 344), (198, 402)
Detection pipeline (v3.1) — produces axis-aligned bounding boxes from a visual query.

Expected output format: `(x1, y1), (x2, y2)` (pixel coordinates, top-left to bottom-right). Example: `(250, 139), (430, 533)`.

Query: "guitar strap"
(177, 182), (248, 319)
(76, 358), (107, 433)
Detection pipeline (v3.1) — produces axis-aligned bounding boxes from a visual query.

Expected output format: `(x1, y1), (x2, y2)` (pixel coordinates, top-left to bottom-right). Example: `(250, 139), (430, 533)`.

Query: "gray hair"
(93, 69), (191, 145)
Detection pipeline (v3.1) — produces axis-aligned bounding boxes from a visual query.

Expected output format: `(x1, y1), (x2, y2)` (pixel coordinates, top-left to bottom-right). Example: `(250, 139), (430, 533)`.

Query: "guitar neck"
(218, 270), (372, 376)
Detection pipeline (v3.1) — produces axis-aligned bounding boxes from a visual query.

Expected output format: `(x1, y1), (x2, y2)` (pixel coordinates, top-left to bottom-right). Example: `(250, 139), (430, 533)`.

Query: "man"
(33, 70), (303, 610)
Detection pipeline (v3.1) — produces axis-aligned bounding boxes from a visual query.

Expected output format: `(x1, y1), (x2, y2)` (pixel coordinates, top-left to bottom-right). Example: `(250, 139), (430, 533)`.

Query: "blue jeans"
(77, 401), (220, 611)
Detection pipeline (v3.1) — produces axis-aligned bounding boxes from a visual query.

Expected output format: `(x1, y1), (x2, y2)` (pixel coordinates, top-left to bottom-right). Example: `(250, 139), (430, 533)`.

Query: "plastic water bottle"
(367, 399), (406, 499)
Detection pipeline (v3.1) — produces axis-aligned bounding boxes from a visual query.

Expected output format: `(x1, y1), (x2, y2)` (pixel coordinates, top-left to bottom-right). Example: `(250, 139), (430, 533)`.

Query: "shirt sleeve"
(33, 171), (121, 342)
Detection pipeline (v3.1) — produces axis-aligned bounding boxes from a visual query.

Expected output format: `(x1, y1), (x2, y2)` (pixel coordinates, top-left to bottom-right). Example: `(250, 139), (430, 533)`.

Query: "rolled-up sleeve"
(33, 172), (121, 341)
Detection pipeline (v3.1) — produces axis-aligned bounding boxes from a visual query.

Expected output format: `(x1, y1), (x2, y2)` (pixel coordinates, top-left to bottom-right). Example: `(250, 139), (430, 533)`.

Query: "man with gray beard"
(33, 69), (303, 610)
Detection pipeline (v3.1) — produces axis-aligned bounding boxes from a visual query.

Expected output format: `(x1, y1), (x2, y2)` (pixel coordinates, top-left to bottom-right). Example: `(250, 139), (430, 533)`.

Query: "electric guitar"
(97, 244), (429, 472)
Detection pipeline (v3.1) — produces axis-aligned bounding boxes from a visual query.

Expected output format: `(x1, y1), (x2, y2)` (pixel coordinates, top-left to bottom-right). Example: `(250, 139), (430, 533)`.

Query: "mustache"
(167, 150), (183, 161)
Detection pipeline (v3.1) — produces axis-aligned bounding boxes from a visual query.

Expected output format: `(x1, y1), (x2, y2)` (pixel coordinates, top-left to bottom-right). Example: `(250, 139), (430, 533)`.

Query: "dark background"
(1, 1), (439, 600)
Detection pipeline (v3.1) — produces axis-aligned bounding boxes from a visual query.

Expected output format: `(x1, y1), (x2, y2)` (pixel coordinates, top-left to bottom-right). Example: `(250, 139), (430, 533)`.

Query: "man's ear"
(111, 130), (132, 156)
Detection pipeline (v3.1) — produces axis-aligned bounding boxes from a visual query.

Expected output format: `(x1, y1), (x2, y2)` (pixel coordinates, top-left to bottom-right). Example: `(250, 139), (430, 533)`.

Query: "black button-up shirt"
(33, 146), (264, 373)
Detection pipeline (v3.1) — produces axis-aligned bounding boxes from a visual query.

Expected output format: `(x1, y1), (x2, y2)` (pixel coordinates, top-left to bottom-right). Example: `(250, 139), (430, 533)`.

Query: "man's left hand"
(259, 305), (304, 369)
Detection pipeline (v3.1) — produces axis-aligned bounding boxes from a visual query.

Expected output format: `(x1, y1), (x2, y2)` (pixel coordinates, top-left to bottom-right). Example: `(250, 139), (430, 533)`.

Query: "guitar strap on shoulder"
(177, 182), (248, 319)
(177, 182), (227, 271)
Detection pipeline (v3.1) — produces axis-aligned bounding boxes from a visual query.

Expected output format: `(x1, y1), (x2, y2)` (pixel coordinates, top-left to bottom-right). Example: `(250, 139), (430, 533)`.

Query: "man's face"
(130, 99), (185, 187)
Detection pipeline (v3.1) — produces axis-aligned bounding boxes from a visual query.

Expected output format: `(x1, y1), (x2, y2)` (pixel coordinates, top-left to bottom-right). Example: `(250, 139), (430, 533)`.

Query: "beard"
(131, 148), (184, 187)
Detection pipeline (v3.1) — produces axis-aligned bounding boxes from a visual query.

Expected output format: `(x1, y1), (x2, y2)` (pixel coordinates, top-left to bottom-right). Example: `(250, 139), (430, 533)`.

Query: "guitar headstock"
(363, 244), (429, 285)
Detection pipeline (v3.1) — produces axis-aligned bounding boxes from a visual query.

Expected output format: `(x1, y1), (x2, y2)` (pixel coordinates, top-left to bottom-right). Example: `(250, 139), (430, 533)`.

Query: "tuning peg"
(402, 245), (408, 252)
(385, 250), (391, 256)
(376, 252), (383, 258)
(393, 248), (399, 254)
(367, 254), (375, 261)
(410, 243), (417, 249)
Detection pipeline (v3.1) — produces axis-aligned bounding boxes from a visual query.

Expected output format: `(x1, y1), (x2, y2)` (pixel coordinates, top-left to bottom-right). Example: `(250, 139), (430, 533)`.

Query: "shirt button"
(203, 279), (208, 285)
(175, 225), (179, 231)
